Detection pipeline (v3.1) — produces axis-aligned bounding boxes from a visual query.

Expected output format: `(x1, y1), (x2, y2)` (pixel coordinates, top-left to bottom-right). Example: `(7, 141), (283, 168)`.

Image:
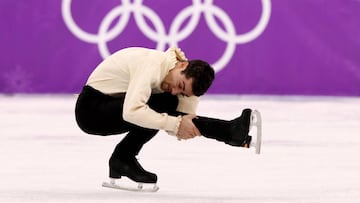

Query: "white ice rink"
(0, 94), (359, 203)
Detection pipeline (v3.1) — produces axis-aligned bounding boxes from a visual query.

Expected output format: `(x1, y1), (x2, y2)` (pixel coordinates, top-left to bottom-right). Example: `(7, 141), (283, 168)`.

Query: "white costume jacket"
(86, 47), (199, 135)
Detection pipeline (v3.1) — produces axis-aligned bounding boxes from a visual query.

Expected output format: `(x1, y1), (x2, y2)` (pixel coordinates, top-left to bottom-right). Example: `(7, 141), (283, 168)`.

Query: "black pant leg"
(192, 116), (232, 142)
(146, 92), (232, 143)
(147, 92), (180, 116)
(111, 92), (180, 158)
(75, 86), (130, 135)
(111, 127), (158, 159)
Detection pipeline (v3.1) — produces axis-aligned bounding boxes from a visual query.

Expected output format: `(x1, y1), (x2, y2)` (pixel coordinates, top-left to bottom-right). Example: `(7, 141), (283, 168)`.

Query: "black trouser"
(75, 86), (234, 159)
(75, 85), (182, 159)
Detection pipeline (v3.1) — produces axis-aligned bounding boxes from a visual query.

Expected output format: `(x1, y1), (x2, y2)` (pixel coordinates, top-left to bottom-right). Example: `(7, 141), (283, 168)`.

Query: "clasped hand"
(176, 114), (201, 140)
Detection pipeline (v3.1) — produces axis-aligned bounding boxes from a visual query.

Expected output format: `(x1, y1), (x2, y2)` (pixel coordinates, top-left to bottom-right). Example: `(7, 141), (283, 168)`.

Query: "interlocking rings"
(62, 0), (271, 72)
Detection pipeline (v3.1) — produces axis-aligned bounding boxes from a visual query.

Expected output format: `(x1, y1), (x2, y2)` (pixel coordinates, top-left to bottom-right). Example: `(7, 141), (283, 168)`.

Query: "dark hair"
(181, 59), (215, 96)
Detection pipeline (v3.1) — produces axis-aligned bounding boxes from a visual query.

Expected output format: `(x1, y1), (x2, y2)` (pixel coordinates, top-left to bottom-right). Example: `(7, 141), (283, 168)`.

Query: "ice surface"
(0, 94), (359, 203)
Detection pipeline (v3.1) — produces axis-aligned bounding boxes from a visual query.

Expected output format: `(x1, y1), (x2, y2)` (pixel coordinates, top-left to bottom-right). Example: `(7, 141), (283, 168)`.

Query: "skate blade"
(250, 110), (262, 154)
(102, 178), (159, 192)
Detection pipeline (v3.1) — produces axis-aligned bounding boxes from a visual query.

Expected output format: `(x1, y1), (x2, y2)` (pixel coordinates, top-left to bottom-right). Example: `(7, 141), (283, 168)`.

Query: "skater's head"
(161, 60), (215, 97)
(182, 60), (215, 96)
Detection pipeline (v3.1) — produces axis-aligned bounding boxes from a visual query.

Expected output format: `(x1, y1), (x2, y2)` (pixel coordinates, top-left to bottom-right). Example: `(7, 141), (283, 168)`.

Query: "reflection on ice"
(0, 95), (359, 202)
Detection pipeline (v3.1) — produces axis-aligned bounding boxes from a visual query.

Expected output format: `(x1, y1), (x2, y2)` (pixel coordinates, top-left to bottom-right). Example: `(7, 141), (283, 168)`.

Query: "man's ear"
(179, 61), (189, 70)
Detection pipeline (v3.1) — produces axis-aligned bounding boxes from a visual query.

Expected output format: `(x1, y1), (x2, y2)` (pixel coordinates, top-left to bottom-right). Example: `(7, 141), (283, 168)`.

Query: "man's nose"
(171, 87), (181, 95)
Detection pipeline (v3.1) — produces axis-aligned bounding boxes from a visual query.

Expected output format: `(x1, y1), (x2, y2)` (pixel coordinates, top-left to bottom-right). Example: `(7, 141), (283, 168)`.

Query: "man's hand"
(176, 114), (201, 140)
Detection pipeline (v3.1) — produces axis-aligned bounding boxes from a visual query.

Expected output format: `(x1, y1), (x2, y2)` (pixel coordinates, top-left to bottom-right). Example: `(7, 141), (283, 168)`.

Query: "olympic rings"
(61, 0), (271, 72)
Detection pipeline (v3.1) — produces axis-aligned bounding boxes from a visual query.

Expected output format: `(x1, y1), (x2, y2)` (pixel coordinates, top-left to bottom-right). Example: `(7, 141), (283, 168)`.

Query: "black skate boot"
(109, 156), (157, 184)
(226, 108), (252, 147)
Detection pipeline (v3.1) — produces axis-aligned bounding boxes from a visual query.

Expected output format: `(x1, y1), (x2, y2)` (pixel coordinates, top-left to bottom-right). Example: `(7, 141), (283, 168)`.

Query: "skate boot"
(109, 156), (157, 183)
(102, 157), (159, 192)
(226, 108), (252, 147)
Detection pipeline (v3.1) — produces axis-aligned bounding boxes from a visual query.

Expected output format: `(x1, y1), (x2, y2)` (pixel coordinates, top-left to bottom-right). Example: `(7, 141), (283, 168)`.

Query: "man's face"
(161, 61), (194, 96)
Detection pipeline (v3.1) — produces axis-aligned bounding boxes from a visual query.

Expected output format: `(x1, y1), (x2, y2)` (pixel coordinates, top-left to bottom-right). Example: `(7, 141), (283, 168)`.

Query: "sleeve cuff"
(165, 115), (182, 136)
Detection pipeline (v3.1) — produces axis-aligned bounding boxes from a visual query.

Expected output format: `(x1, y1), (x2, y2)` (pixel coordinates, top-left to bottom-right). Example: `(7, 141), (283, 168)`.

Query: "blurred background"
(1, 1), (360, 202)
(1, 0), (359, 96)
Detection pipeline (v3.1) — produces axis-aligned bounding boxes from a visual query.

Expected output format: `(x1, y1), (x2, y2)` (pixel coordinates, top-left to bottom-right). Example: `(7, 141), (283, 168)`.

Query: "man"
(75, 46), (253, 189)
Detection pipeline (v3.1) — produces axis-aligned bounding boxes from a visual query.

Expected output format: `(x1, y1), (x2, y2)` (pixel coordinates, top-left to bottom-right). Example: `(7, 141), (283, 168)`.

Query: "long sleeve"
(86, 46), (197, 135)
(176, 95), (199, 114)
(122, 63), (182, 134)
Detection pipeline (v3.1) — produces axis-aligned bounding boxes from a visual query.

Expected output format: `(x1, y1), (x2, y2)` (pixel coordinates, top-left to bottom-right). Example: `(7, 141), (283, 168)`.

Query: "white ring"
(61, 0), (272, 72)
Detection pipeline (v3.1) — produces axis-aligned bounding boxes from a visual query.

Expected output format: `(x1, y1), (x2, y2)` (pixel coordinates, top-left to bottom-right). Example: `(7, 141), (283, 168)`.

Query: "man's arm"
(177, 114), (201, 140)
(122, 67), (182, 134)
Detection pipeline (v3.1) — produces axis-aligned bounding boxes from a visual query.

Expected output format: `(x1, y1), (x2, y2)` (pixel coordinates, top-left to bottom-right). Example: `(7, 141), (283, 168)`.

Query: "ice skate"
(102, 157), (159, 192)
(226, 108), (252, 147)
(102, 177), (159, 192)
(226, 109), (262, 154)
(249, 110), (262, 154)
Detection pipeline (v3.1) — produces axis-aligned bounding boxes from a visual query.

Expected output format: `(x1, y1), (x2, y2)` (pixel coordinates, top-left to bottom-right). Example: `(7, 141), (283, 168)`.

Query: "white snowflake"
(2, 65), (33, 93)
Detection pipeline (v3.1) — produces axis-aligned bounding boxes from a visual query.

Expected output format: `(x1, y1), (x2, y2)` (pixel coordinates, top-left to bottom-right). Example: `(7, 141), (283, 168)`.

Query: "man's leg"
(192, 109), (253, 147)
(75, 86), (130, 135)
(109, 93), (179, 183)
(111, 92), (179, 159)
(109, 126), (159, 183)
(142, 92), (252, 147)
(111, 127), (158, 159)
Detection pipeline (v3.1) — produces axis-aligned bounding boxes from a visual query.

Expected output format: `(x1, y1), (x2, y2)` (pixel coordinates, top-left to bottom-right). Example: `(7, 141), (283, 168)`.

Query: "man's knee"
(148, 93), (178, 113)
